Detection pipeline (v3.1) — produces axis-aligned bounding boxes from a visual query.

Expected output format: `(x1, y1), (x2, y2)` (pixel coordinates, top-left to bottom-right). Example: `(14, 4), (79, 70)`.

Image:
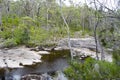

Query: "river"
(0, 50), (70, 80)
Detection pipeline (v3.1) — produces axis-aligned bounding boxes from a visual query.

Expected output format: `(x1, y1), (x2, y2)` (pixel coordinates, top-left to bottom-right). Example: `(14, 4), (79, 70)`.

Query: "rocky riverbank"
(0, 46), (50, 68)
(55, 37), (112, 62)
(0, 37), (112, 69)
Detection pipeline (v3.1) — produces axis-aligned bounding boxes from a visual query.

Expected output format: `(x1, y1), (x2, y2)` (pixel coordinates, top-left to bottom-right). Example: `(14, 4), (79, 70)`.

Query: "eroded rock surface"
(55, 37), (112, 62)
(0, 37), (113, 69)
(0, 46), (44, 68)
(56, 37), (98, 50)
(21, 73), (52, 80)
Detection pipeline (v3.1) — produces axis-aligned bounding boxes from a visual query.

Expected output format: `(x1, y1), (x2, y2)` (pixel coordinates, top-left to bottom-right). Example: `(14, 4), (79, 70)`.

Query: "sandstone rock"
(0, 46), (42, 68)
(57, 37), (97, 51)
(56, 37), (112, 62)
(21, 73), (52, 80)
(36, 51), (49, 55)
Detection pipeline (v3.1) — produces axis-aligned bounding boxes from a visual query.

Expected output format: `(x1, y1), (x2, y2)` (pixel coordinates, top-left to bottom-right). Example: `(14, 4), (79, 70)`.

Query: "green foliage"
(0, 28), (12, 39)
(4, 38), (17, 48)
(49, 27), (67, 39)
(0, 1), (95, 48)
(21, 16), (36, 24)
(70, 26), (82, 32)
(13, 25), (30, 45)
(20, 16), (36, 27)
(28, 26), (49, 46)
(1, 0), (119, 49)
(0, 15), (49, 47)
(0, 24), (30, 47)
(64, 58), (120, 80)
(0, 0), (3, 3)
(112, 50), (120, 66)
(2, 16), (20, 27)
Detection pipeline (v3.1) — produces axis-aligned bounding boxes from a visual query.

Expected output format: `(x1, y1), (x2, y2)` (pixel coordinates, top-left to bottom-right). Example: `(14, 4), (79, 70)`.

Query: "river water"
(0, 50), (70, 80)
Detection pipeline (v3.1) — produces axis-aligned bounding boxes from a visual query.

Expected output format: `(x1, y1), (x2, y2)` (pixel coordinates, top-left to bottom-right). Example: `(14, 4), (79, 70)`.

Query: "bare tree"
(0, 0), (3, 26)
(59, 0), (73, 59)
(92, 0), (99, 60)
(0, 4), (2, 26)
(92, 0), (120, 60)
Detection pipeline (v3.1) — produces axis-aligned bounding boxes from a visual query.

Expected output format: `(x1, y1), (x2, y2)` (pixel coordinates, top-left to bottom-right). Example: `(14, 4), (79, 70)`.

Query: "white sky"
(63, 0), (118, 10)
(13, 0), (118, 10)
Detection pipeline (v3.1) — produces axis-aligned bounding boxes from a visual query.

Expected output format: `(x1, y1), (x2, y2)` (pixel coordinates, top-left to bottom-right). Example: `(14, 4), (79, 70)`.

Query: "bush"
(13, 25), (30, 45)
(2, 16), (20, 27)
(0, 28), (12, 39)
(28, 26), (49, 46)
(0, 16), (50, 47)
(112, 50), (120, 66)
(4, 38), (17, 48)
(49, 27), (67, 40)
(64, 58), (120, 80)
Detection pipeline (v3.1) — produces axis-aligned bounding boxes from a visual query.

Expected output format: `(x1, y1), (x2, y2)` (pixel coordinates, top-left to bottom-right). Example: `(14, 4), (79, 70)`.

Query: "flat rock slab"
(73, 48), (112, 62)
(57, 37), (97, 50)
(0, 46), (42, 68)
(56, 37), (112, 62)
(36, 51), (50, 55)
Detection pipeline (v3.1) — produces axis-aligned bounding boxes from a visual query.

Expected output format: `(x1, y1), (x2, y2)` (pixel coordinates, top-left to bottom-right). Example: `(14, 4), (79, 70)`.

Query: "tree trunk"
(0, 3), (2, 26)
(46, 1), (49, 30)
(94, 21), (99, 60)
(59, 0), (73, 60)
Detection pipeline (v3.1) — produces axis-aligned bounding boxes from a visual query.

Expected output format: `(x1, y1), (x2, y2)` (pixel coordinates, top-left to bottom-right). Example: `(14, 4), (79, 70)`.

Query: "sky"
(62, 0), (118, 10)
(13, 0), (118, 10)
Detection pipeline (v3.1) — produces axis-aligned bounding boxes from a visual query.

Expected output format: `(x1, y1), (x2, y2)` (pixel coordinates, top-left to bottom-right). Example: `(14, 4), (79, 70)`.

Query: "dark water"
(0, 50), (70, 80)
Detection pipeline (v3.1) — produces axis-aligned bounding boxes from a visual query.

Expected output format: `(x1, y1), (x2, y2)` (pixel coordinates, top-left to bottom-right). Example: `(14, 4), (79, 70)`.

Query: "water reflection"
(0, 50), (70, 80)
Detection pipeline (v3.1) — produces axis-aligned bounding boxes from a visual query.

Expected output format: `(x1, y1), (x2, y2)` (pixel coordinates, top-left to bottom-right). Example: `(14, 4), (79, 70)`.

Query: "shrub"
(2, 16), (20, 27)
(13, 25), (30, 45)
(21, 16), (36, 27)
(28, 26), (49, 46)
(0, 28), (12, 39)
(49, 27), (67, 40)
(112, 50), (120, 66)
(64, 58), (120, 80)
(4, 38), (17, 48)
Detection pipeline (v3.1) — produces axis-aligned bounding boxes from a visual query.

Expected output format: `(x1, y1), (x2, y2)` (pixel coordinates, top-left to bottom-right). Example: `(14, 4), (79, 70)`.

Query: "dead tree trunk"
(94, 21), (99, 60)
(94, 0), (99, 60)
(59, 0), (73, 60)
(0, 2), (2, 26)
